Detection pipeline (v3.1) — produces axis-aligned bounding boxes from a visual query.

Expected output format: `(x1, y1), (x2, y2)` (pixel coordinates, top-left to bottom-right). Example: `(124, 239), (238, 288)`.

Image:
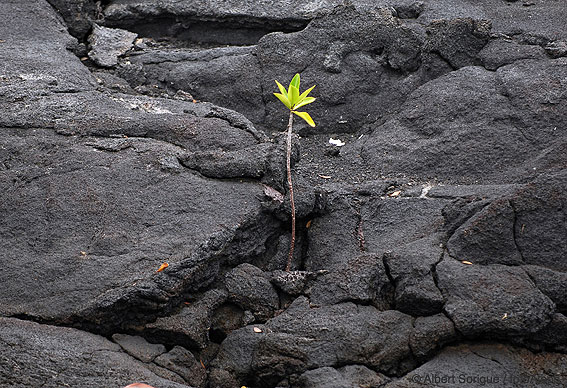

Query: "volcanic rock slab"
(386, 343), (567, 388)
(0, 317), (191, 388)
(211, 297), (418, 386)
(0, 0), (281, 333)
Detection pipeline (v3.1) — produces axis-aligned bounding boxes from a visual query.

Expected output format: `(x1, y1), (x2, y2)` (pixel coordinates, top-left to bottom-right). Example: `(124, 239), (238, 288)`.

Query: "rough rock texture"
(446, 198), (524, 266)
(225, 263), (280, 321)
(446, 176), (567, 269)
(357, 61), (567, 183)
(305, 186), (450, 275)
(387, 343), (567, 388)
(0, 0), (284, 335)
(523, 266), (567, 313)
(46, 0), (99, 40)
(0, 317), (189, 388)
(479, 39), (546, 70)
(154, 346), (207, 388)
(308, 253), (393, 308)
(103, 0), (322, 44)
(299, 365), (390, 388)
(2, 0), (567, 387)
(212, 297), (417, 386)
(114, 6), (426, 133)
(437, 259), (555, 337)
(103, 0), (567, 43)
(112, 333), (167, 363)
(410, 314), (457, 361)
(102, 0), (567, 138)
(384, 235), (445, 316)
(88, 24), (138, 67)
(143, 289), (228, 350)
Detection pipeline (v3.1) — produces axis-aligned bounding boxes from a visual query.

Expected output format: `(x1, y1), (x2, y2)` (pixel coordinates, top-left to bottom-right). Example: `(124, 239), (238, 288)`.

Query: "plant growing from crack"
(273, 73), (316, 271)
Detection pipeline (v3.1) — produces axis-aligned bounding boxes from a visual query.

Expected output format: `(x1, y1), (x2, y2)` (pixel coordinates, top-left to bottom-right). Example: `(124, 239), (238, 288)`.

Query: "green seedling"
(273, 73), (316, 272)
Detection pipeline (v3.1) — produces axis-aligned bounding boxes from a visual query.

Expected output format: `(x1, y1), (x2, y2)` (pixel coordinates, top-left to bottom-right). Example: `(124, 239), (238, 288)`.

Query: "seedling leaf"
(275, 80), (288, 97)
(290, 73), (300, 91)
(297, 85), (315, 104)
(289, 85), (300, 106)
(274, 92), (292, 109)
(293, 111), (316, 127)
(293, 96), (316, 109)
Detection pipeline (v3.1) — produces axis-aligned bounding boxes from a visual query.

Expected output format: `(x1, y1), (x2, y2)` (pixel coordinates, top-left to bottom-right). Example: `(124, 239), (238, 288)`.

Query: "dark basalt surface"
(1, 0), (566, 387)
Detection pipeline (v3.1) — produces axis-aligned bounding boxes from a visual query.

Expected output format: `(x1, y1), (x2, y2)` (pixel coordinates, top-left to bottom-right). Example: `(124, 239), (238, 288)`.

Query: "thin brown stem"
(285, 110), (295, 272)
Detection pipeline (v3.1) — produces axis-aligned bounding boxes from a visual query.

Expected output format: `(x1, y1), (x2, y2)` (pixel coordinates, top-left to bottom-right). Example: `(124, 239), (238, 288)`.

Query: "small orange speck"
(306, 220), (312, 228)
(200, 359), (206, 370)
(462, 261), (473, 265)
(157, 262), (169, 272)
